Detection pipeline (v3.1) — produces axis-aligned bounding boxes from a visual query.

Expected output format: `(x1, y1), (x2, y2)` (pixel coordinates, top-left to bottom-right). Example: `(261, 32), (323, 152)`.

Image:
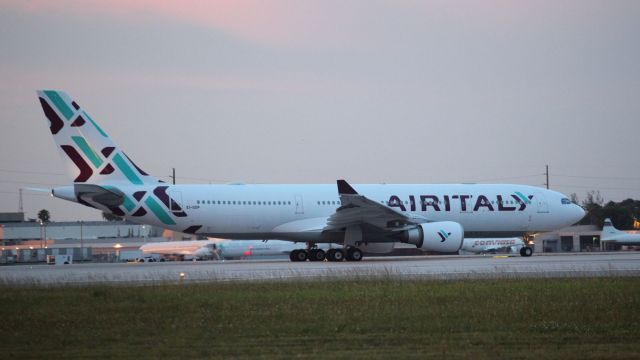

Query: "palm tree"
(37, 209), (50, 223)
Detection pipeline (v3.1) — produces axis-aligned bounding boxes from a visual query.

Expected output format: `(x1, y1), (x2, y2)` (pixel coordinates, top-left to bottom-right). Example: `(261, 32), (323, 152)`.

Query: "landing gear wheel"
(520, 246), (533, 257)
(308, 249), (326, 262)
(290, 249), (308, 262)
(346, 247), (363, 261)
(296, 249), (308, 261)
(326, 248), (344, 262)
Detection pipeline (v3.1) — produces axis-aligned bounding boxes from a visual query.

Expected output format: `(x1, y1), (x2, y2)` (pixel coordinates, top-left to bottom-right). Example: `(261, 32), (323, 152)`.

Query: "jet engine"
(397, 221), (464, 253)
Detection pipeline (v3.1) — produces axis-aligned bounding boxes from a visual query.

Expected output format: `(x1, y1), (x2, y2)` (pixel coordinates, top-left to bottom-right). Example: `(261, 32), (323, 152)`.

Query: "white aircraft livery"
(37, 90), (586, 262)
(215, 240), (338, 260)
(139, 240), (219, 260)
(459, 237), (528, 256)
(601, 218), (640, 245)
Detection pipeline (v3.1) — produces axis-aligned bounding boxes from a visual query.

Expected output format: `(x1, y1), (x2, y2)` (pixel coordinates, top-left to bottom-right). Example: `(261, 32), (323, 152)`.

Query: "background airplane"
(139, 240), (219, 260)
(600, 218), (640, 245)
(458, 237), (528, 256)
(37, 90), (585, 262)
(214, 240), (339, 260)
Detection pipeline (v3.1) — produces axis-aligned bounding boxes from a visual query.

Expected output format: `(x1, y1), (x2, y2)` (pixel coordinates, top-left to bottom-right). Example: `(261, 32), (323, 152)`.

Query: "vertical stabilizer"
(36, 90), (160, 185)
(601, 218), (623, 240)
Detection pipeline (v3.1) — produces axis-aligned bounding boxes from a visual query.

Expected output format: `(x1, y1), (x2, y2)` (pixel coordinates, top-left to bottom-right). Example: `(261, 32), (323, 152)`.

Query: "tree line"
(573, 191), (640, 230)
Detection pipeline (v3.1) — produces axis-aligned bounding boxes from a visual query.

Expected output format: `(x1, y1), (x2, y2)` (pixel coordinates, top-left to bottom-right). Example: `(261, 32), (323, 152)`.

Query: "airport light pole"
(80, 221), (84, 263)
(545, 164), (549, 189)
(114, 243), (122, 262)
(38, 219), (43, 249)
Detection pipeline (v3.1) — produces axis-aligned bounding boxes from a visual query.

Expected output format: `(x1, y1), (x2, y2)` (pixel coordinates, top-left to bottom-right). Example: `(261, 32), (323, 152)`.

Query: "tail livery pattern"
(37, 90), (160, 185)
(39, 91), (201, 234)
(602, 218), (622, 234)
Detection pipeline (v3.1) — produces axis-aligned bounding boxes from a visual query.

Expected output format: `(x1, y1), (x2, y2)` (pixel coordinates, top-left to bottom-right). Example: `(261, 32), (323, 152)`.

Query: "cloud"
(2, 0), (618, 52)
(2, 0), (371, 49)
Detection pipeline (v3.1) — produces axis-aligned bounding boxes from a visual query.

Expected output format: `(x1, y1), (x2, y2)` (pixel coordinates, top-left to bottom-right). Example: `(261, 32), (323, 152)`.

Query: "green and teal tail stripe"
(71, 136), (103, 168)
(122, 195), (136, 212)
(44, 90), (74, 120)
(112, 154), (143, 185)
(82, 111), (108, 138)
(145, 197), (176, 225)
(103, 186), (137, 213)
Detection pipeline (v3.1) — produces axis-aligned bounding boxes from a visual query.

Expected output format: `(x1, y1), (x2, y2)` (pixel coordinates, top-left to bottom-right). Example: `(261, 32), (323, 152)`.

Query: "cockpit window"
(561, 198), (571, 205)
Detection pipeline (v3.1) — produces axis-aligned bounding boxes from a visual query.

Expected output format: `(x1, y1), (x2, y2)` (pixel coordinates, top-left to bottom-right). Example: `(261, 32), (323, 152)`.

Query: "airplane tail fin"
(603, 218), (621, 232)
(36, 90), (160, 186)
(601, 218), (623, 239)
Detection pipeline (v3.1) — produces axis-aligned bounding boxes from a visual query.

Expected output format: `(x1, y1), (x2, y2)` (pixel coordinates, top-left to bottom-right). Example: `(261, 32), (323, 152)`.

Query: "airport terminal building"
(0, 212), (196, 264)
(533, 224), (602, 253)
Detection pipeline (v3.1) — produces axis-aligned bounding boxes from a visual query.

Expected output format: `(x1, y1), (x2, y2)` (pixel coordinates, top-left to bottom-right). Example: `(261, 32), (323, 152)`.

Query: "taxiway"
(1, 252), (639, 286)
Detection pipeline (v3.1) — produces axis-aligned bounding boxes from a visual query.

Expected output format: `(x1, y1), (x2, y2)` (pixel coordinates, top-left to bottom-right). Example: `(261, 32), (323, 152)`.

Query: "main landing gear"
(289, 247), (363, 262)
(519, 246), (533, 257)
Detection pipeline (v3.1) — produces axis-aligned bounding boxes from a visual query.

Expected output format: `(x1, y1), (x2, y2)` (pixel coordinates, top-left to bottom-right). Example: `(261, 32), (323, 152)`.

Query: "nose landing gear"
(519, 246), (533, 257)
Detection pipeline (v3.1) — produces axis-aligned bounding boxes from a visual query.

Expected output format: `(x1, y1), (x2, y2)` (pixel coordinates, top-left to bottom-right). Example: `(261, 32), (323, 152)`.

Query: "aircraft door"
(169, 191), (184, 214)
(535, 192), (549, 213)
(295, 195), (304, 214)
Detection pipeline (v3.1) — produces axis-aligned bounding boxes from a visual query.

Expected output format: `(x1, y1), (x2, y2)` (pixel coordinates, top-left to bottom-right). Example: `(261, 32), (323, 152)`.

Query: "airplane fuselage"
(54, 182), (584, 243)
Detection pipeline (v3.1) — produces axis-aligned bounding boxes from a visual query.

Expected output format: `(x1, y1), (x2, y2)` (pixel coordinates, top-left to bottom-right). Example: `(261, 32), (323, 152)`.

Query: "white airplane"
(459, 237), (528, 256)
(600, 218), (640, 245)
(215, 240), (338, 260)
(139, 240), (219, 260)
(37, 90), (585, 262)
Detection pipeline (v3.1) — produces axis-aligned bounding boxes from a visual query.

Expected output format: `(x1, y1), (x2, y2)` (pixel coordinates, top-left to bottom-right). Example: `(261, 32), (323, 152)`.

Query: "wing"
(325, 180), (430, 231)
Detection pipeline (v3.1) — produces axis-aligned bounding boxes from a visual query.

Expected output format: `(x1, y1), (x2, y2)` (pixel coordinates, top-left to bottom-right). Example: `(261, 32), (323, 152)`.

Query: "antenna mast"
(544, 165), (549, 189)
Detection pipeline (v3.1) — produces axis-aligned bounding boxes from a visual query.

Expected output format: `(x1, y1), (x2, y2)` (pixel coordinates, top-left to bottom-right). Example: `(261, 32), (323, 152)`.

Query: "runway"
(1, 252), (639, 286)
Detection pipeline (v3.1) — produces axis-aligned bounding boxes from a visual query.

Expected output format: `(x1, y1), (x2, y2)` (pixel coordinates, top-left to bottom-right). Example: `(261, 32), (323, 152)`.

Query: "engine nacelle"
(398, 221), (464, 253)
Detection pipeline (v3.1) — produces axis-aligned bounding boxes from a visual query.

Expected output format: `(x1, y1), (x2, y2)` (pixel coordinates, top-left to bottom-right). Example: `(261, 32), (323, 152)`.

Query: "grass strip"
(0, 277), (638, 359)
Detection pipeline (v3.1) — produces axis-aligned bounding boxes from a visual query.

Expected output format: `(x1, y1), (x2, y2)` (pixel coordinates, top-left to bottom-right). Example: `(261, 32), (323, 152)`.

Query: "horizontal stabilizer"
(75, 184), (125, 207)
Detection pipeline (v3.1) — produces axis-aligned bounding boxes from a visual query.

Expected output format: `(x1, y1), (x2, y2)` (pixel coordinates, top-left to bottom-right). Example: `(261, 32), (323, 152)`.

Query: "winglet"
(337, 179), (358, 195)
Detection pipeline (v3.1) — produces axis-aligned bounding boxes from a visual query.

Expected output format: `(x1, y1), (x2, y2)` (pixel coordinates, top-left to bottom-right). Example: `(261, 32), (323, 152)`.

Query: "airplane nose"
(573, 205), (586, 223)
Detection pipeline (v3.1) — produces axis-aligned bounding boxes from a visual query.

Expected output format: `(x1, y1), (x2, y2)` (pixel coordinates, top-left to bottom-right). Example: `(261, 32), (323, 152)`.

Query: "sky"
(1, 0), (639, 221)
